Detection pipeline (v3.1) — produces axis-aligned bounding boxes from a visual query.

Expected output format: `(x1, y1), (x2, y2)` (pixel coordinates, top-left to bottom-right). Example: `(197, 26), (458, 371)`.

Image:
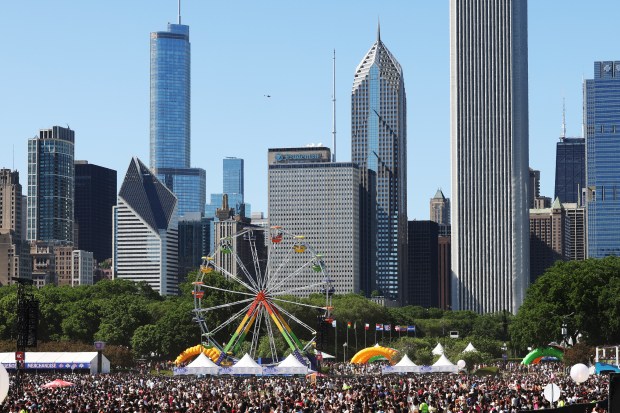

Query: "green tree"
(131, 324), (161, 359)
(511, 257), (620, 351)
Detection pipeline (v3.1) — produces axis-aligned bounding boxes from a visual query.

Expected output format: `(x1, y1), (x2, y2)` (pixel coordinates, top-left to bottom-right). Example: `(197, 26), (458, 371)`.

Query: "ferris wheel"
(192, 225), (334, 366)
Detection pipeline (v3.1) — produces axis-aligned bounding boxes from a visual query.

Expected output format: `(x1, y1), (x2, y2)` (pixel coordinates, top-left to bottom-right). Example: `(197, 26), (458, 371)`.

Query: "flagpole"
(365, 325), (367, 348)
(355, 324), (358, 351)
(335, 323), (337, 361)
(346, 323), (349, 355)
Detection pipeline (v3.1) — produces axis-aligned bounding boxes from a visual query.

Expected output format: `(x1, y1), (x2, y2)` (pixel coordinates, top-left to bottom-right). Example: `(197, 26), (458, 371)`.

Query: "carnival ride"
(191, 226), (334, 367)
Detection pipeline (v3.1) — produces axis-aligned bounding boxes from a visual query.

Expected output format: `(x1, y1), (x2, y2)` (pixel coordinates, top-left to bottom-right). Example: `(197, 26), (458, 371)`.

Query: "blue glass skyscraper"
(27, 126), (75, 244)
(585, 61), (620, 258)
(150, 18), (205, 217)
(223, 157), (244, 213)
(351, 26), (407, 302)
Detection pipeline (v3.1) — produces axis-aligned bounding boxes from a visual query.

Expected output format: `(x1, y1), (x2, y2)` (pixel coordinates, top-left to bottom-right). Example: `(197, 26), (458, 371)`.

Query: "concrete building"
(529, 198), (564, 283)
(438, 235), (451, 310)
(0, 230), (30, 285)
(30, 241), (56, 288)
(351, 25), (407, 302)
(1, 169), (24, 240)
(450, 0), (530, 313)
(268, 147), (360, 295)
(54, 245), (75, 286)
(0, 169), (30, 285)
(563, 203), (586, 262)
(113, 157), (178, 295)
(430, 189), (450, 226)
(72, 250), (94, 286)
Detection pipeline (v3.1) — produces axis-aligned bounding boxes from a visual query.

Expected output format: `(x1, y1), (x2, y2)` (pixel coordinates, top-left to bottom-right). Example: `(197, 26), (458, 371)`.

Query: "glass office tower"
(150, 22), (205, 217)
(150, 23), (191, 170)
(450, 0), (530, 313)
(351, 26), (407, 302)
(27, 126), (75, 244)
(554, 137), (585, 204)
(585, 61), (620, 258)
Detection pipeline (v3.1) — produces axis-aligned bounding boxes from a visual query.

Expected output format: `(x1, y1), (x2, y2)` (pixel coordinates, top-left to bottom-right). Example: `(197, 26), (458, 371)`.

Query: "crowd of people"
(0, 362), (610, 413)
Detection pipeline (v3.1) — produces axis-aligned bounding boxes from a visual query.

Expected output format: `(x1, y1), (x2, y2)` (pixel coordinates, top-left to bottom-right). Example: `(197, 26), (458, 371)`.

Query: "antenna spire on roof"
(332, 49), (337, 162)
(377, 17), (381, 42)
(178, 0), (181, 24)
(561, 98), (566, 140)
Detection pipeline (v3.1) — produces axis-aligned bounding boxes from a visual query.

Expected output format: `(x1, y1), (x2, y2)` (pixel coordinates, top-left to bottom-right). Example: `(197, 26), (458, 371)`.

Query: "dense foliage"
(1, 256), (618, 365)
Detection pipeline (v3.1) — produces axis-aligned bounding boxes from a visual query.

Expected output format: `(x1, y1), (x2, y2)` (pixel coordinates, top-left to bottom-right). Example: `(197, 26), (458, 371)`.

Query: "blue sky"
(1, 1), (618, 220)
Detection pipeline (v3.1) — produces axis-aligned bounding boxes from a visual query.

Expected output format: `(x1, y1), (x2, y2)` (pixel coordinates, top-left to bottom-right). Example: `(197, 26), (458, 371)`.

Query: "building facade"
(0, 230), (30, 285)
(268, 147), (360, 296)
(529, 198), (564, 283)
(27, 126), (75, 244)
(30, 241), (56, 288)
(72, 250), (94, 286)
(74, 161), (117, 262)
(585, 61), (620, 258)
(430, 189), (450, 226)
(438, 235), (451, 310)
(223, 157), (244, 203)
(150, 21), (205, 217)
(563, 203), (586, 261)
(178, 213), (212, 281)
(1, 169), (24, 240)
(406, 220), (439, 308)
(450, 0), (530, 313)
(554, 137), (585, 205)
(113, 157), (179, 295)
(529, 169), (541, 209)
(351, 27), (407, 302)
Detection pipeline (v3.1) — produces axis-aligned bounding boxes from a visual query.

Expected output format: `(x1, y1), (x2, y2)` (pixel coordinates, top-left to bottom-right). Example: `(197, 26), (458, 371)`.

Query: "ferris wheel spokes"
(204, 302), (253, 340)
(270, 301), (317, 335)
(266, 258), (314, 294)
(269, 280), (330, 296)
(209, 257), (259, 294)
(198, 283), (255, 298)
(193, 297), (254, 313)
(265, 246), (294, 290)
(263, 308), (279, 361)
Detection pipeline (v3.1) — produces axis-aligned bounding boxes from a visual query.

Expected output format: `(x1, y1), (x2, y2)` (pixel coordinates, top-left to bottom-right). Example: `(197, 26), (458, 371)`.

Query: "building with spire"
(113, 157), (179, 295)
(554, 102), (585, 205)
(450, 1), (530, 313)
(150, 10), (205, 218)
(351, 24), (407, 302)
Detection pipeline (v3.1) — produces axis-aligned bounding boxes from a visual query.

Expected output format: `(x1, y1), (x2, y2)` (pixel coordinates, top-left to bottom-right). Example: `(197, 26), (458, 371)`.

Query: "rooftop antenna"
(561, 98), (566, 141)
(178, 0), (181, 24)
(377, 17), (381, 42)
(332, 49), (337, 162)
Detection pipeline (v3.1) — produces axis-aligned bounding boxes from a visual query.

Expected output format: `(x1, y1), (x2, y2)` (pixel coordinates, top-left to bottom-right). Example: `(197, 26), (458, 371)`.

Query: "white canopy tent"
(463, 343), (478, 353)
(0, 352), (110, 374)
(432, 343), (444, 355)
(223, 353), (263, 375)
(432, 354), (458, 373)
(274, 354), (308, 375)
(314, 350), (335, 359)
(382, 354), (417, 374)
(174, 353), (220, 376)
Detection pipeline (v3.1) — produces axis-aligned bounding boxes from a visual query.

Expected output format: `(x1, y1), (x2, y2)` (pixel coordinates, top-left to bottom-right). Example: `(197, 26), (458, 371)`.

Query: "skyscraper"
(0, 169), (30, 284)
(268, 147), (360, 295)
(0, 169), (24, 240)
(27, 126), (75, 244)
(150, 17), (205, 217)
(430, 189), (450, 226)
(554, 137), (585, 204)
(585, 61), (620, 258)
(113, 157), (179, 295)
(74, 161), (117, 262)
(351, 26), (407, 302)
(450, 0), (530, 313)
(529, 198), (564, 283)
(223, 157), (245, 215)
(406, 220), (439, 308)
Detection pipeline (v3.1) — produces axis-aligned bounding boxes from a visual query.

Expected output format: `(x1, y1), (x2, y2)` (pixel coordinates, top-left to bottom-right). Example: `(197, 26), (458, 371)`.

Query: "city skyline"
(1, 1), (619, 220)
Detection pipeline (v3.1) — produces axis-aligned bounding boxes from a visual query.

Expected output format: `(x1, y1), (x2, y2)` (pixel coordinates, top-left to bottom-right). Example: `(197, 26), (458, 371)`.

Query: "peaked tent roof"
(433, 354), (455, 366)
(119, 157), (177, 231)
(187, 353), (218, 369)
(274, 354), (308, 375)
(394, 354), (417, 367)
(278, 354), (307, 368)
(227, 353), (263, 375)
(432, 343), (444, 355)
(463, 342), (478, 353)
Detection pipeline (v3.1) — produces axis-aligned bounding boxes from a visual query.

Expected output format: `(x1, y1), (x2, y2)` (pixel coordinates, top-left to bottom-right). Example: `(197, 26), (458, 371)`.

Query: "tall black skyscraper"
(74, 161), (117, 262)
(554, 137), (585, 204)
(406, 220), (439, 308)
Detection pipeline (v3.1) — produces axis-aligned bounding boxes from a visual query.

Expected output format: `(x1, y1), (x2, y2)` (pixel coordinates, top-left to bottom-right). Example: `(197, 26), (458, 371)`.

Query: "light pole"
(501, 342), (508, 369)
(343, 342), (348, 363)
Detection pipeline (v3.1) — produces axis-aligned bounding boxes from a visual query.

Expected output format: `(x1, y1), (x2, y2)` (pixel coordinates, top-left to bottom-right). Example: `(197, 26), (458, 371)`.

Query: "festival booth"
(432, 343), (444, 355)
(174, 353), (220, 376)
(431, 354), (458, 373)
(273, 354), (309, 375)
(0, 352), (110, 374)
(221, 353), (263, 375)
(463, 342), (478, 353)
(382, 354), (417, 374)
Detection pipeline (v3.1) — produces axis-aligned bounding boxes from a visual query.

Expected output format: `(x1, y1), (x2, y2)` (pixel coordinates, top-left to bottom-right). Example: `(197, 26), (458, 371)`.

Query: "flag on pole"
(375, 323), (383, 331)
(401, 325), (407, 332)
(384, 324), (391, 331)
(347, 321), (352, 329)
(395, 325), (401, 332)
(354, 322), (357, 330)
(332, 320), (337, 328)
(407, 325), (416, 332)
(365, 323), (370, 331)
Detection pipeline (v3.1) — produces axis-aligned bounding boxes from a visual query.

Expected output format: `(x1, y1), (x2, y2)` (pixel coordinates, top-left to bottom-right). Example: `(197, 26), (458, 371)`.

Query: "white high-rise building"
(268, 147), (360, 295)
(72, 250), (94, 286)
(113, 157), (178, 295)
(450, 0), (530, 313)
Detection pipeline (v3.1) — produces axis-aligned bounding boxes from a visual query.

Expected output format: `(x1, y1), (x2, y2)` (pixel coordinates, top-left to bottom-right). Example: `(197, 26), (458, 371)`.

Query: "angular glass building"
(150, 21), (205, 217)
(27, 126), (75, 244)
(554, 137), (585, 204)
(450, 0), (530, 313)
(223, 157), (244, 197)
(585, 61), (620, 258)
(113, 157), (178, 295)
(351, 26), (407, 302)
